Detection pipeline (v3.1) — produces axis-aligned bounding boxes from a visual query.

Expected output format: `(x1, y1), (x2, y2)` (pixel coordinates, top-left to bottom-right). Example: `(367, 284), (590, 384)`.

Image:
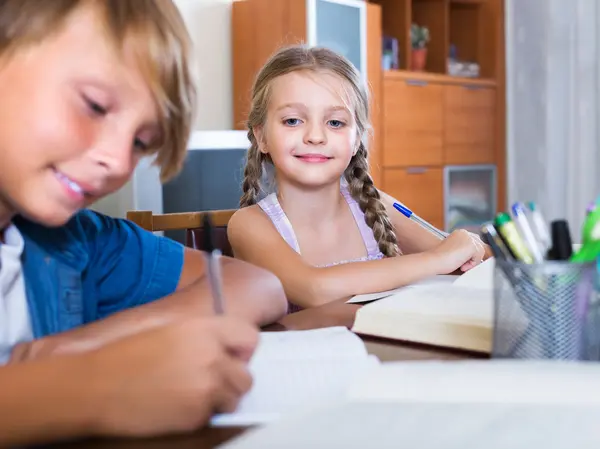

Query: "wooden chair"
(126, 210), (236, 256)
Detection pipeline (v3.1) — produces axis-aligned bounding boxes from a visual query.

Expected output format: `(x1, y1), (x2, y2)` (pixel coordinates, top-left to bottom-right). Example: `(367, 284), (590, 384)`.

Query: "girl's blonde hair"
(239, 45), (400, 257)
(0, 0), (197, 182)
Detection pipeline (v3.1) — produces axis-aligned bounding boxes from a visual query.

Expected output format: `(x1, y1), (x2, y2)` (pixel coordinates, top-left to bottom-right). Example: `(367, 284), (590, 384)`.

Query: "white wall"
(176, 0), (234, 130)
(506, 0), (600, 239)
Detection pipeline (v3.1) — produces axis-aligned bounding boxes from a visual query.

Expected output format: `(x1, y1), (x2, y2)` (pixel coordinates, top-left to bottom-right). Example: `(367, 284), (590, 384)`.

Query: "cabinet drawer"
(383, 167), (444, 230)
(383, 78), (443, 167)
(444, 84), (496, 165)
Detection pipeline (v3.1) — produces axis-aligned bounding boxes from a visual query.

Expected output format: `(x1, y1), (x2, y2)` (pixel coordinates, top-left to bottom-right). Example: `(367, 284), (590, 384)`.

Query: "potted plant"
(410, 23), (430, 71)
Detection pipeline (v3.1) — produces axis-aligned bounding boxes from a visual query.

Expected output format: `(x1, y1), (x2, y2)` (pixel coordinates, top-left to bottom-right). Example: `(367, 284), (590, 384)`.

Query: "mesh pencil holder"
(492, 259), (600, 361)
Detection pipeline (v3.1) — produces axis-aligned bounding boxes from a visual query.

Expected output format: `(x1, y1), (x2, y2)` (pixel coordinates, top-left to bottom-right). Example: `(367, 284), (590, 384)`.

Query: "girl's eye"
(284, 118), (301, 127)
(328, 120), (345, 129)
(84, 97), (108, 116)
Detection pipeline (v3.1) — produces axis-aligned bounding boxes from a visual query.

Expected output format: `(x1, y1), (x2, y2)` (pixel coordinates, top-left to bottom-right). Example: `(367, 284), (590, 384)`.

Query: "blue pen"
(393, 202), (448, 239)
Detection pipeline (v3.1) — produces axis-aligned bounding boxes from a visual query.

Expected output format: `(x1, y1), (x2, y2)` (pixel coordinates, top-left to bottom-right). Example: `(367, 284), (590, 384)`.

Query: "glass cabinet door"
(308, 0), (366, 78)
(444, 165), (497, 233)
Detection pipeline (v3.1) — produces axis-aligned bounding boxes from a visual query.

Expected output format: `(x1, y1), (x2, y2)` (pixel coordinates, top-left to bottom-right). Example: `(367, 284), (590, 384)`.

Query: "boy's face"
(0, 6), (160, 227)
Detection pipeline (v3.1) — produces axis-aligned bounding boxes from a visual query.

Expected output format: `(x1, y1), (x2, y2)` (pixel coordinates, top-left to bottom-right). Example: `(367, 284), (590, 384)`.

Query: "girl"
(228, 45), (491, 310)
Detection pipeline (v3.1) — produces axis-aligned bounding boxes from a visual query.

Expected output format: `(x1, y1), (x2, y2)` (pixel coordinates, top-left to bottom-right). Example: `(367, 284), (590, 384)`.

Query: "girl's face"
(0, 6), (159, 227)
(256, 70), (359, 189)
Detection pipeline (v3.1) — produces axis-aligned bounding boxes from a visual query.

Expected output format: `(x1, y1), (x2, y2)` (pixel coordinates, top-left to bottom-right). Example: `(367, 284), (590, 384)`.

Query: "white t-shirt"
(0, 224), (33, 365)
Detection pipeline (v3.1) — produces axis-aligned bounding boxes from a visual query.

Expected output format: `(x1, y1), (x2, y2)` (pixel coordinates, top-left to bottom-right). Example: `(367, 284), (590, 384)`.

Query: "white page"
(211, 356), (379, 426)
(220, 361), (600, 449)
(219, 400), (600, 449)
(250, 327), (369, 360)
(348, 360), (600, 404)
(210, 327), (379, 426)
(452, 257), (495, 290)
(355, 284), (493, 324)
(346, 275), (458, 304)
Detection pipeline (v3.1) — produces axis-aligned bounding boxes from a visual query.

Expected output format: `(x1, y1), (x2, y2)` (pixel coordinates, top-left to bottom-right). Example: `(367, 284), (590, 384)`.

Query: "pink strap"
(340, 186), (381, 258)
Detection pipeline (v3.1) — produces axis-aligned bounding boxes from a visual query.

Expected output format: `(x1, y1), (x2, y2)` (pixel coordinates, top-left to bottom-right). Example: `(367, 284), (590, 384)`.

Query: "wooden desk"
(50, 301), (481, 449)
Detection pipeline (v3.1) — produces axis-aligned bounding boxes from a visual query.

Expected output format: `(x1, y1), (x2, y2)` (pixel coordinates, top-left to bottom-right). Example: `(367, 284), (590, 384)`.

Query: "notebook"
(351, 258), (506, 353)
(219, 360), (600, 449)
(210, 327), (379, 427)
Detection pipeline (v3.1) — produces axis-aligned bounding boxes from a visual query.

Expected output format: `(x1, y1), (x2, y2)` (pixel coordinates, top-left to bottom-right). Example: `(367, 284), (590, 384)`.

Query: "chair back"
(126, 210), (236, 256)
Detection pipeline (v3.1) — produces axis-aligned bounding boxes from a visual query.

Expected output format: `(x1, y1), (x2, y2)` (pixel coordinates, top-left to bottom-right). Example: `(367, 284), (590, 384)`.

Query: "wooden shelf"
(450, 0), (486, 4)
(384, 70), (497, 88)
(371, 0), (500, 79)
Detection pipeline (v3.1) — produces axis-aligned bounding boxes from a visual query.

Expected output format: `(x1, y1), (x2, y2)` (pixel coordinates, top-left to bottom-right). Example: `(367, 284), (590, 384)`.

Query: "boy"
(0, 0), (287, 444)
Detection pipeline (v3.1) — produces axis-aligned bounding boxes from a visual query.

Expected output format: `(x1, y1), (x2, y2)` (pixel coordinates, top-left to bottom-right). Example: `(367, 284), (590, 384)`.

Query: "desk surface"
(50, 300), (482, 449)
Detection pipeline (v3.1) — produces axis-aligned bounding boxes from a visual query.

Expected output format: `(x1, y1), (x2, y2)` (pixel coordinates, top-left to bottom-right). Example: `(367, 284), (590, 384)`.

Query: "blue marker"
(393, 202), (448, 239)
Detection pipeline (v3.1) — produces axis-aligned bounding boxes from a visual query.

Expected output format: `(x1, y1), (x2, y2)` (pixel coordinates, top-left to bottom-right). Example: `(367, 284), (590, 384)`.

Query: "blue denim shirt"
(13, 209), (184, 338)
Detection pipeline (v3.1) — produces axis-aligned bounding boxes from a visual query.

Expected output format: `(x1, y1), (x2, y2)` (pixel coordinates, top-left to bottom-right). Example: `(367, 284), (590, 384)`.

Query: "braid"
(345, 143), (401, 257)
(239, 129), (264, 207)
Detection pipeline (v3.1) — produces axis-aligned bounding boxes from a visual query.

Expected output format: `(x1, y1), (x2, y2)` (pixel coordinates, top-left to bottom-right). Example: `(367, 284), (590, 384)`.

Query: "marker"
(511, 202), (544, 263)
(494, 212), (533, 263)
(527, 201), (551, 251)
(393, 202), (448, 239)
(480, 223), (513, 261)
(586, 202), (596, 215)
(571, 208), (600, 263)
(548, 219), (574, 261)
(203, 213), (225, 314)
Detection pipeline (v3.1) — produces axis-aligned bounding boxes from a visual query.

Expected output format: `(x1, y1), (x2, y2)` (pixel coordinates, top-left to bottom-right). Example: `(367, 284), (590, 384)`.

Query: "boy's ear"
(253, 127), (267, 154)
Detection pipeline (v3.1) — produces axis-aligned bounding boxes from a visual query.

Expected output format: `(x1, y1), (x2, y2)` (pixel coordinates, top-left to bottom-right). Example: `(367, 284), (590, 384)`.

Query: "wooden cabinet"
(231, 0), (506, 232)
(381, 71), (497, 231)
(381, 71), (496, 168)
(444, 84), (496, 165)
(383, 167), (444, 230)
(383, 74), (443, 167)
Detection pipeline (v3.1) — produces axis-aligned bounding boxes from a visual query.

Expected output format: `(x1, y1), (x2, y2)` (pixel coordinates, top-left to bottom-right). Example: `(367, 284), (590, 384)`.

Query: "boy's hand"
(88, 316), (257, 437)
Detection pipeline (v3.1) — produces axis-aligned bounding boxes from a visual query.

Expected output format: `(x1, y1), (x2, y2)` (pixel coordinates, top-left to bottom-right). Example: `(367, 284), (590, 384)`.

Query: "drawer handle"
(406, 167), (428, 174)
(405, 79), (428, 87)
(462, 84), (485, 90)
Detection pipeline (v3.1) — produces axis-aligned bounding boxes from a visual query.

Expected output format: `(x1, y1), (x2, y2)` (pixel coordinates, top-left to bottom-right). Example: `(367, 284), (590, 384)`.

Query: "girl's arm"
(378, 190), (494, 259)
(228, 206), (485, 309)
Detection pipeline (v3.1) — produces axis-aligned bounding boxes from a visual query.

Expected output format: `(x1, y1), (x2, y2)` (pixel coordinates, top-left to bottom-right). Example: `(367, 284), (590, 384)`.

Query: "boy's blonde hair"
(0, 0), (196, 182)
(240, 45), (400, 257)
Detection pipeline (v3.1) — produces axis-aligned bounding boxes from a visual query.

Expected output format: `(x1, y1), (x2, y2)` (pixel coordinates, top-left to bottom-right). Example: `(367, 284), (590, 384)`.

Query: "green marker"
(495, 212), (533, 264)
(571, 207), (600, 263)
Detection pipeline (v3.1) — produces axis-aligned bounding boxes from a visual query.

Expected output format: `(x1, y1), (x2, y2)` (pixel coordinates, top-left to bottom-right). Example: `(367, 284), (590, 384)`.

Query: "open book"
(351, 258), (501, 353)
(210, 327), (379, 427)
(220, 360), (600, 449)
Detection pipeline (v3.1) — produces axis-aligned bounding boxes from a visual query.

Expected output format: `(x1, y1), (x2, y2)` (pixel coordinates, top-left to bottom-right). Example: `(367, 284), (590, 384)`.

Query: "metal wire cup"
(492, 259), (600, 360)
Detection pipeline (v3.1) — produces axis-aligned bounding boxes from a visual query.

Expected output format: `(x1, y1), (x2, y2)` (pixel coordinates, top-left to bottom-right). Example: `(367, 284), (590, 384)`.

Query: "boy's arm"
(11, 254), (287, 360)
(10, 211), (287, 361)
(0, 355), (98, 446)
(81, 210), (287, 327)
(3, 316), (259, 447)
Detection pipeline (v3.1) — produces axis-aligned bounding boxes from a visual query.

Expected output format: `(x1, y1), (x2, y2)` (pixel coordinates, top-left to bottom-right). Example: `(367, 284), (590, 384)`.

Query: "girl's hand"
(428, 229), (486, 274)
